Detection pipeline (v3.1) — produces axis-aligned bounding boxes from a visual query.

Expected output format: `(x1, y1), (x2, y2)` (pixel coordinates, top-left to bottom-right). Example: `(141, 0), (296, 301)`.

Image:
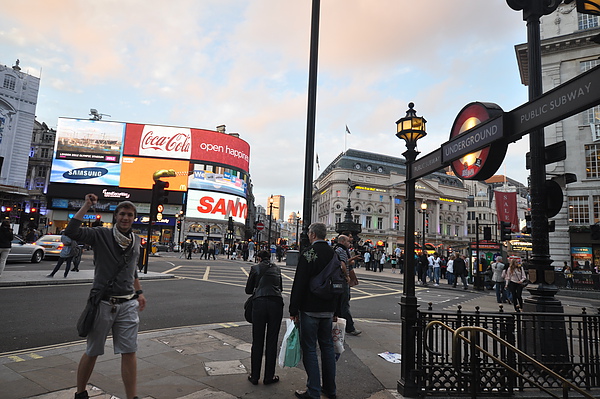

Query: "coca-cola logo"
(141, 130), (191, 153)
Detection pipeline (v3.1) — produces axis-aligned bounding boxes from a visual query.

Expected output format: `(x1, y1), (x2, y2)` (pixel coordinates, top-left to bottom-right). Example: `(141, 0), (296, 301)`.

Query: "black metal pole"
(507, 0), (562, 310)
(267, 201), (273, 248)
(300, 0), (320, 252)
(422, 209), (426, 255)
(398, 142), (419, 397)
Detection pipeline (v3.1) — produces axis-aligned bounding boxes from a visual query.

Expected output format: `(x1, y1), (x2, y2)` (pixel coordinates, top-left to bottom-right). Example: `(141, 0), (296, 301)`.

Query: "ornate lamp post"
(396, 102), (427, 397)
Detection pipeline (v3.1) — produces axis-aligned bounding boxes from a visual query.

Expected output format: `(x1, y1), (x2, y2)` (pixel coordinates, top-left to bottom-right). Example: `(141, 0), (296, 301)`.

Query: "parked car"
(34, 234), (64, 257)
(9, 236), (45, 263)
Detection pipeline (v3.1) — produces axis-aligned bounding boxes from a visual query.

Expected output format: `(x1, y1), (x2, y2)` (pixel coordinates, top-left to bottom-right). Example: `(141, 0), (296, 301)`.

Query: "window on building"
(585, 144), (600, 179)
(35, 180), (45, 190)
(578, 13), (599, 30)
(444, 224), (451, 236)
(377, 217), (383, 229)
(568, 196), (589, 224)
(3, 75), (16, 90)
(455, 225), (460, 236)
(354, 215), (360, 224)
(581, 60), (600, 140)
(335, 213), (341, 224)
(593, 195), (600, 224)
(40, 148), (50, 158)
(37, 166), (47, 178)
(366, 216), (372, 229)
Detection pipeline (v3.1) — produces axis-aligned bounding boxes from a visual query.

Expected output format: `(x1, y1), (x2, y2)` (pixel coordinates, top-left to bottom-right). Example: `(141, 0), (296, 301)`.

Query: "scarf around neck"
(113, 226), (133, 250)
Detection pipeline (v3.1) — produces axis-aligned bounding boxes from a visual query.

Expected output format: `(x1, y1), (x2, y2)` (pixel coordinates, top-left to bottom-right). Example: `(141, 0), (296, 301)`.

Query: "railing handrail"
(425, 320), (595, 399)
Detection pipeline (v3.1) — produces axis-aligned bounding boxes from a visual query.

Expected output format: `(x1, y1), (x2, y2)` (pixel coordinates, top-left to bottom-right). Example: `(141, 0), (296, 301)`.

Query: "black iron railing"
(415, 304), (600, 397)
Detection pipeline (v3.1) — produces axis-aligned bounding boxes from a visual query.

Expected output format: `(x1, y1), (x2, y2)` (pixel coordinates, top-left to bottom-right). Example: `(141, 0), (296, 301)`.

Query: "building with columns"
(313, 149), (470, 255)
(515, 5), (600, 270)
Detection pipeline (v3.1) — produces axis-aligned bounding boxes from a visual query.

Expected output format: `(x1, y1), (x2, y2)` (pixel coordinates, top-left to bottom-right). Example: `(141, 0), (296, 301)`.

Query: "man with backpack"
(290, 222), (341, 399)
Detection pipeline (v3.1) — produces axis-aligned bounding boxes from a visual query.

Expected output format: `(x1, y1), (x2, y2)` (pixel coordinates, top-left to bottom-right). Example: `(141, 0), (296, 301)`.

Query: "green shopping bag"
(284, 324), (301, 367)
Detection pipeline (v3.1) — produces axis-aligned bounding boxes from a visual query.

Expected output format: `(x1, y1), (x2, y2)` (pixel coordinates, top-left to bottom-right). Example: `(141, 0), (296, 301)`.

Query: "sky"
(0, 1), (533, 220)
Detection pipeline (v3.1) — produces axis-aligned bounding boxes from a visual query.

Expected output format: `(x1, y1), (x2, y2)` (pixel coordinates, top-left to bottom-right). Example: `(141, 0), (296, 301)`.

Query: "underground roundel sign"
(448, 102), (507, 181)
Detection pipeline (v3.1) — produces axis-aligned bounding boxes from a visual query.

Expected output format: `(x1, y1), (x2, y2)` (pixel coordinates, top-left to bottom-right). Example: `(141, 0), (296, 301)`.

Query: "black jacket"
(0, 226), (13, 249)
(245, 260), (283, 298)
(289, 240), (340, 317)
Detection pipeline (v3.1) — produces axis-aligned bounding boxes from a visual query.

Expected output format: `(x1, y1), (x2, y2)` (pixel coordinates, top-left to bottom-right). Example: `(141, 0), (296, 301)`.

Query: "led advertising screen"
(50, 159), (122, 186)
(119, 157), (190, 191)
(123, 124), (250, 172)
(186, 189), (248, 224)
(55, 118), (125, 163)
(188, 163), (248, 197)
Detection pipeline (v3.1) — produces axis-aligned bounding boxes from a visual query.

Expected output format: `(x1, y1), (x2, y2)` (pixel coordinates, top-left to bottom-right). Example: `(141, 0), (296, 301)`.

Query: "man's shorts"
(86, 299), (139, 357)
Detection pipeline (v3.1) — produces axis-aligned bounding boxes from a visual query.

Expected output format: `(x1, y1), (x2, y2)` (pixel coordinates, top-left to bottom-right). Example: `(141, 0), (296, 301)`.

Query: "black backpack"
(309, 252), (345, 300)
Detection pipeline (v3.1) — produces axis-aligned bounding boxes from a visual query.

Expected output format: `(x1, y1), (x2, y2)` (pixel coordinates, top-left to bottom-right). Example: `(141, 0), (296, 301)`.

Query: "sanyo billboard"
(186, 190), (248, 224)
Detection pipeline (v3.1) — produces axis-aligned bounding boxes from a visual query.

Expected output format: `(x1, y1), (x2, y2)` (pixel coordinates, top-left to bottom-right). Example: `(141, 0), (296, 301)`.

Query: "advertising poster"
(190, 128), (250, 172)
(123, 124), (250, 172)
(123, 123), (192, 160)
(186, 189), (247, 224)
(188, 163), (248, 196)
(55, 118), (125, 163)
(49, 159), (122, 186)
(119, 157), (190, 191)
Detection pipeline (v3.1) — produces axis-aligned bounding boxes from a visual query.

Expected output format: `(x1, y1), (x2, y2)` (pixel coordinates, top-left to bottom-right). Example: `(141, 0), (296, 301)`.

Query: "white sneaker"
(434, 284), (439, 287)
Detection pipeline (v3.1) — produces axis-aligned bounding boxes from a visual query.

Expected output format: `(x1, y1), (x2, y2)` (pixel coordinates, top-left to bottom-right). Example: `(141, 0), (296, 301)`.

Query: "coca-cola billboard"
(124, 123), (191, 160)
(123, 124), (250, 172)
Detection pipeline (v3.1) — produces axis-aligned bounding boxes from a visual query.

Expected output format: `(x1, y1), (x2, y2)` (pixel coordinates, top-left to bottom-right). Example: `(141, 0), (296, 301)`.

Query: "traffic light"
(151, 180), (169, 220)
(592, 223), (600, 241)
(524, 214), (532, 234)
(483, 226), (492, 241)
(205, 225), (210, 235)
(177, 220), (182, 230)
(500, 221), (512, 241)
(228, 216), (234, 232)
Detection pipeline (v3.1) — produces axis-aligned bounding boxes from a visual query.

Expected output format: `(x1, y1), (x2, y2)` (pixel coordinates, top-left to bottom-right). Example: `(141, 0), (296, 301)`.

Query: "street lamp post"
(420, 202), (428, 255)
(396, 102), (427, 397)
(295, 212), (301, 248)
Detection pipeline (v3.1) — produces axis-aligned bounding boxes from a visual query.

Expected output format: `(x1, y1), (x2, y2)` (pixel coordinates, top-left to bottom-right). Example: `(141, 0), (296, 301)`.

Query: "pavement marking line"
(203, 266), (210, 280)
(163, 265), (184, 274)
(8, 356), (25, 362)
(177, 276), (246, 288)
(281, 272), (295, 281)
(28, 353), (43, 359)
(241, 267), (249, 276)
(352, 291), (403, 300)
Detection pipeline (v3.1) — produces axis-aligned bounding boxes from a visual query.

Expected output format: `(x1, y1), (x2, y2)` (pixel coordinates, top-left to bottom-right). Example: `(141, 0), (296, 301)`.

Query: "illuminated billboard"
(119, 157), (189, 191)
(123, 124), (250, 172)
(50, 159), (122, 186)
(188, 163), (248, 197)
(186, 189), (248, 224)
(55, 118), (125, 163)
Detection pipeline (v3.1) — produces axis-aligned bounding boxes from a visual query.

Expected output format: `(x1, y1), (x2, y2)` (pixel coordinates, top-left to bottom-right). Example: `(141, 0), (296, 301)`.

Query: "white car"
(9, 236), (45, 263)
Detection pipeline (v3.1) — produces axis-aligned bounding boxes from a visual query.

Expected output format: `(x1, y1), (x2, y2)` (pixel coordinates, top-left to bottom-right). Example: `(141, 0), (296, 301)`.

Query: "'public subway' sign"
(509, 65), (600, 140)
(444, 102), (508, 180)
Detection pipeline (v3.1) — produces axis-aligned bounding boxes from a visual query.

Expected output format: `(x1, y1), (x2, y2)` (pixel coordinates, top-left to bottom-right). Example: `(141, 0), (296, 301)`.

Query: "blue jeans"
(299, 312), (336, 398)
(433, 267), (440, 284)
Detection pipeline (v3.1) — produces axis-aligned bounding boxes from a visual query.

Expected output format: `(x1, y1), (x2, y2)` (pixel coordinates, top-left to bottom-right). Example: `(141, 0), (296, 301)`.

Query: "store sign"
(355, 186), (387, 192)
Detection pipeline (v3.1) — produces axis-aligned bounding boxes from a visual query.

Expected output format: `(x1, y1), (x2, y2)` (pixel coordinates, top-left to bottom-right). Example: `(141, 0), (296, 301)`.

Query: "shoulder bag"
(244, 266), (265, 323)
(76, 245), (133, 337)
